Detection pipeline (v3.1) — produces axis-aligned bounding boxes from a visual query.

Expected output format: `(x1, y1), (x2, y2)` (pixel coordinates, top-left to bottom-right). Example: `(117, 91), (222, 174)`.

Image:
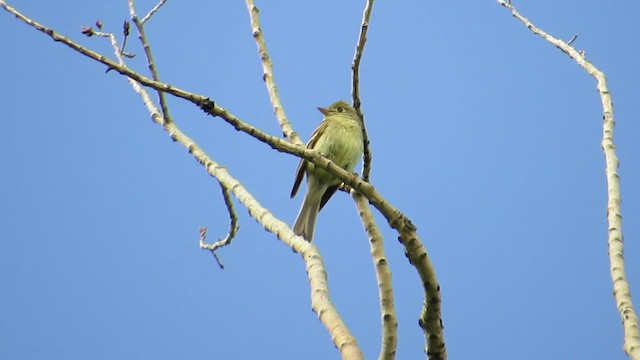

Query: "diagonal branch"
(140, 0), (168, 25)
(245, 0), (301, 145)
(498, 1), (640, 359)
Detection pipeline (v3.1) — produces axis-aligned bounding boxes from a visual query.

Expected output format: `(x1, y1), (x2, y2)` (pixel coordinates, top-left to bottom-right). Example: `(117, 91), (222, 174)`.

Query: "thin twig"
(120, 21), (130, 55)
(141, 0), (168, 25)
(128, 0), (172, 124)
(199, 227), (231, 269)
(245, 0), (301, 145)
(131, 0), (238, 269)
(353, 193), (397, 360)
(351, 0), (374, 181)
(498, 1), (639, 359)
(199, 183), (241, 261)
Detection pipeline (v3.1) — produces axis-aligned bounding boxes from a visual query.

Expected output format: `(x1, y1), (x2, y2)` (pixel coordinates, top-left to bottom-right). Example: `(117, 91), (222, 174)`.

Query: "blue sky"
(1, 1), (639, 359)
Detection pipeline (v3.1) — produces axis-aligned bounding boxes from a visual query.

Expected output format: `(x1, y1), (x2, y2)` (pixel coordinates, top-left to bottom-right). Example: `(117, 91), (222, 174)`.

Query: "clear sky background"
(1, 1), (639, 359)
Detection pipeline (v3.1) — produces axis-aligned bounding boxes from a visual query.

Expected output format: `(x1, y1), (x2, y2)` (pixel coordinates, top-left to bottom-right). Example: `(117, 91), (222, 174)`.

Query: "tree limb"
(498, 1), (640, 358)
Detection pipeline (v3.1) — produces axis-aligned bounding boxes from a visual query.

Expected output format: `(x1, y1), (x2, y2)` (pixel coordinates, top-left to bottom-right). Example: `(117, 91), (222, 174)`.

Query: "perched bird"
(290, 100), (364, 241)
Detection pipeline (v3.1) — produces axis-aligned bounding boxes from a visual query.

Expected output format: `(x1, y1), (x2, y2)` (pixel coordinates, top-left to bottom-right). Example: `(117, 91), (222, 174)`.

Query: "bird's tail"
(293, 190), (321, 242)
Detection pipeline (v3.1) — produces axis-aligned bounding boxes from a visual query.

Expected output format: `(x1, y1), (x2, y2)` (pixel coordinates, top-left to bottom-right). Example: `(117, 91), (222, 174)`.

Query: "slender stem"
(140, 0), (168, 25)
(351, 0), (375, 181)
(353, 193), (398, 360)
(128, 0), (172, 124)
(245, 0), (301, 145)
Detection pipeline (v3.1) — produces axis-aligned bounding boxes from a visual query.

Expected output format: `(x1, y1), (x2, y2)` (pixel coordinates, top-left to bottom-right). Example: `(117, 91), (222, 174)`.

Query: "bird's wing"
(290, 158), (306, 198)
(319, 184), (340, 211)
(290, 120), (329, 198)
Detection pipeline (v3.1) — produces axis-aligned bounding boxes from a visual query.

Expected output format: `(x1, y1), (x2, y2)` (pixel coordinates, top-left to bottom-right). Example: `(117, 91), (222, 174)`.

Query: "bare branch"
(407, 232), (446, 360)
(121, 20), (131, 55)
(141, 0), (169, 25)
(199, 227), (226, 269)
(199, 183), (241, 263)
(245, 0), (301, 145)
(498, 2), (640, 359)
(351, 0), (374, 182)
(353, 193), (397, 360)
(127, 0), (172, 124)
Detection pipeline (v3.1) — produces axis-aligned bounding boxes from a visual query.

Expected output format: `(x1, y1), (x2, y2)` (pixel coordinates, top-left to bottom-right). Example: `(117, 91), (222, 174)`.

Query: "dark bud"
(80, 26), (94, 37)
(123, 21), (130, 36)
(95, 20), (103, 29)
(199, 98), (216, 116)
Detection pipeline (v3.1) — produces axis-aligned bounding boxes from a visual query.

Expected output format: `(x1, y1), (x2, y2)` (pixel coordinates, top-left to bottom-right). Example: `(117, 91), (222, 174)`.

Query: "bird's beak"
(317, 107), (329, 116)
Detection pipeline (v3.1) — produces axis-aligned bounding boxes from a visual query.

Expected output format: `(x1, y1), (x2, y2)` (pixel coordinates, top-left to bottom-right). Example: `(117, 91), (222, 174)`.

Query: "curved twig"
(199, 182), (241, 269)
(498, 1), (640, 359)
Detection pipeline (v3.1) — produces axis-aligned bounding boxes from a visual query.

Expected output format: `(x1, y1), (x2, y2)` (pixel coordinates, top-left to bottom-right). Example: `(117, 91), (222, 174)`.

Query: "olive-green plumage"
(290, 100), (364, 241)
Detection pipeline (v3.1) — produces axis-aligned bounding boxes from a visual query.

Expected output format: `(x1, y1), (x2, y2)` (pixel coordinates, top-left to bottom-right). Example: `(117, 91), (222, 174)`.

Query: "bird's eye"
(337, 107), (344, 113)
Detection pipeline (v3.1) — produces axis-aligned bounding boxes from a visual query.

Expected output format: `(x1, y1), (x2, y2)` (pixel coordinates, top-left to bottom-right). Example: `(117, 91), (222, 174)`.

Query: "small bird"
(290, 100), (364, 241)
